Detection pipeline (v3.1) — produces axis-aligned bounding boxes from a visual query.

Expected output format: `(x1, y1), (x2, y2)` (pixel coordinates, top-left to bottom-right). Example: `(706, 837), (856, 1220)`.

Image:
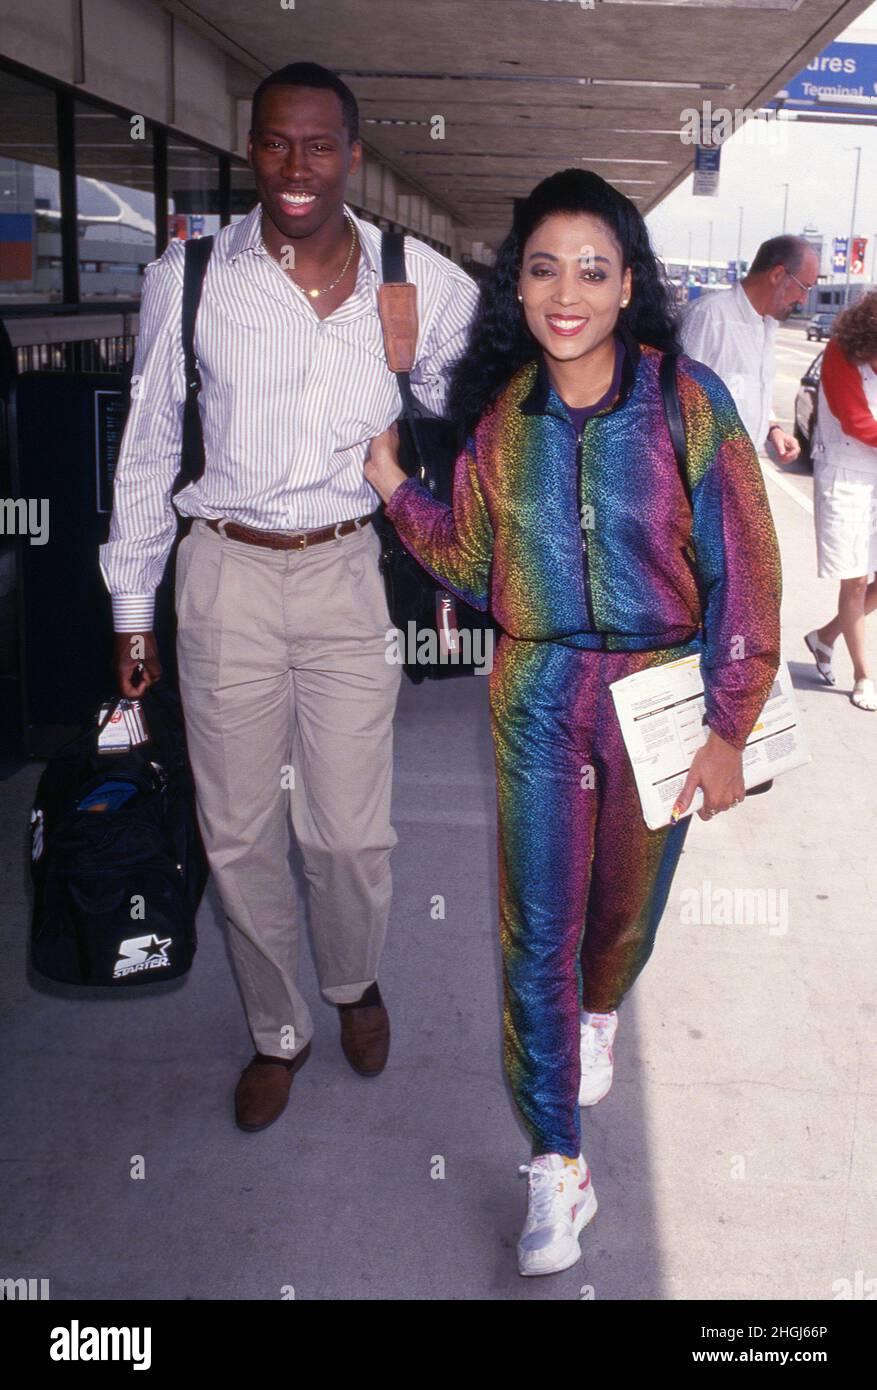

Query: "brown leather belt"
(205, 514), (374, 551)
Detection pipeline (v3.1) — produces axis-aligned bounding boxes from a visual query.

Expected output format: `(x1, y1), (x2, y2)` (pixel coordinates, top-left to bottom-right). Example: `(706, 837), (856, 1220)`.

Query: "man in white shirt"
(99, 63), (478, 1132)
(680, 235), (820, 462)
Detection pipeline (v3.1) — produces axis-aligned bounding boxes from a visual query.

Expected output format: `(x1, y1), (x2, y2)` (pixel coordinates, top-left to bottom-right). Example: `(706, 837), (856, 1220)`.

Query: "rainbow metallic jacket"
(384, 329), (782, 751)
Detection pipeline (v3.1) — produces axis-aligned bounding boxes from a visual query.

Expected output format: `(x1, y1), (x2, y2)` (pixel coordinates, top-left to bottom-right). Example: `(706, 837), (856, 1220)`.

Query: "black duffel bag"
(29, 683), (207, 987)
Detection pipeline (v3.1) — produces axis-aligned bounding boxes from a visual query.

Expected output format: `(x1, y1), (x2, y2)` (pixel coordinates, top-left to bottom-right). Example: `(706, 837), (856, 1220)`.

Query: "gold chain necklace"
(264, 212), (358, 299)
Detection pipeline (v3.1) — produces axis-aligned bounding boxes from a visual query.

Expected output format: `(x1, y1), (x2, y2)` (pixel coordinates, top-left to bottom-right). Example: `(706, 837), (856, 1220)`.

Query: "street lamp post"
(707, 220), (713, 283)
(736, 206), (744, 278)
(781, 183), (789, 235)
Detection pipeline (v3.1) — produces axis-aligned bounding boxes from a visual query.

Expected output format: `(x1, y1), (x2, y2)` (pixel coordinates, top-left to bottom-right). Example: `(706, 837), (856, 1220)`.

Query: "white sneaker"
(578, 1010), (618, 1106)
(517, 1153), (598, 1276)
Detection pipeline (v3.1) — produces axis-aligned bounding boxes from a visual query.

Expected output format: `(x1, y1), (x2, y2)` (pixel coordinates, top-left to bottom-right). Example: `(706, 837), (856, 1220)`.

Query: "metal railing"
(15, 335), (135, 375)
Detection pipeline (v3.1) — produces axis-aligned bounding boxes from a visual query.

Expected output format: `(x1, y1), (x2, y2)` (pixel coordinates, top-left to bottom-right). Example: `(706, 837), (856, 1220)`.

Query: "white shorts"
(813, 464), (877, 579)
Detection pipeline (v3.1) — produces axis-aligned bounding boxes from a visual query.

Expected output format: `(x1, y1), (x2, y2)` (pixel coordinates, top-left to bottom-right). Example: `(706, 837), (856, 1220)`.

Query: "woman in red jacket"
(805, 293), (877, 710)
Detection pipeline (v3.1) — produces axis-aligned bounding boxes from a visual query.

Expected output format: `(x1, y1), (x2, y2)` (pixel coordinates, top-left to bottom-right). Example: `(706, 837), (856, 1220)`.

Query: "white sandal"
(805, 630), (836, 686)
(851, 678), (877, 711)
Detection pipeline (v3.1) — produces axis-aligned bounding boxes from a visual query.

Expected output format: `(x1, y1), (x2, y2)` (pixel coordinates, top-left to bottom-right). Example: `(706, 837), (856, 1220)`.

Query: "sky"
(645, 2), (877, 277)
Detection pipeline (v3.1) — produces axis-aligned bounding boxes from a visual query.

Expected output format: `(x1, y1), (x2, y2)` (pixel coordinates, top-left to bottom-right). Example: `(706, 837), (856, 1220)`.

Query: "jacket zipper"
(576, 429), (599, 634)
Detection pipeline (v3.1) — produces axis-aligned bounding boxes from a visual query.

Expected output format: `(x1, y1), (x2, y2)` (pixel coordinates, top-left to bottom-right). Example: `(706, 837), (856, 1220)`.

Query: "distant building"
(661, 256), (740, 305)
(805, 281), (873, 317)
(800, 223), (824, 277)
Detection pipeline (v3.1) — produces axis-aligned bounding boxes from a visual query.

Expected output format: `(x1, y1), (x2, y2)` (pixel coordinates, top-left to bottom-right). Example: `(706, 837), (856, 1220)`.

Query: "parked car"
(793, 351), (824, 467)
(806, 313), (834, 342)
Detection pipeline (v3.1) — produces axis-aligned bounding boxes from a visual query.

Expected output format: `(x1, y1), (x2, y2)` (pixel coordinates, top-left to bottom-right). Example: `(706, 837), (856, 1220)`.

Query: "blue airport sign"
(768, 42), (877, 112)
(693, 144), (721, 196)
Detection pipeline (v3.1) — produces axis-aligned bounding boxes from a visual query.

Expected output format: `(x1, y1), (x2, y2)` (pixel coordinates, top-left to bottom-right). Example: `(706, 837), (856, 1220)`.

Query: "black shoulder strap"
(173, 235), (214, 497)
(380, 228), (428, 470)
(381, 230), (406, 285)
(659, 351), (690, 504)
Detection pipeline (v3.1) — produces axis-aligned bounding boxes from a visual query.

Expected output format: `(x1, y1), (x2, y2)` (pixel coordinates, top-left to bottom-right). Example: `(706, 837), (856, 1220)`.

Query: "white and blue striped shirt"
(99, 201), (479, 631)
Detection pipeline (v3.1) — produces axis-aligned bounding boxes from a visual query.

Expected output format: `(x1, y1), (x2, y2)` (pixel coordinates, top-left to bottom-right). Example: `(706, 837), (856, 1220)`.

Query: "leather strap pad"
(378, 282), (418, 372)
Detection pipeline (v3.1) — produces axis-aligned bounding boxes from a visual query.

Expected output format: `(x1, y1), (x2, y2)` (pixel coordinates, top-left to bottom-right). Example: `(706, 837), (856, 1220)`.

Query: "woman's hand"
(364, 422), (409, 505)
(671, 729), (745, 823)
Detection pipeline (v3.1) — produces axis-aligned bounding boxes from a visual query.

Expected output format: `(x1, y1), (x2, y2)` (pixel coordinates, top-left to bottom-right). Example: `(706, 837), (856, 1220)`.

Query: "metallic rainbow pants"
(488, 634), (697, 1159)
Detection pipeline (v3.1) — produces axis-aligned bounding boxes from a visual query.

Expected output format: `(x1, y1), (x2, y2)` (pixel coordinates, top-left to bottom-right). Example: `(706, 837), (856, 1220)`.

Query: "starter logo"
(113, 933), (172, 979)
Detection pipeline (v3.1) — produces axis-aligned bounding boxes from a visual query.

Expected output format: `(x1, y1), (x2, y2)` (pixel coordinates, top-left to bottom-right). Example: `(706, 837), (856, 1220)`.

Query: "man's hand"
(364, 422), (409, 505)
(671, 729), (745, 823)
(113, 631), (162, 699)
(768, 425), (800, 464)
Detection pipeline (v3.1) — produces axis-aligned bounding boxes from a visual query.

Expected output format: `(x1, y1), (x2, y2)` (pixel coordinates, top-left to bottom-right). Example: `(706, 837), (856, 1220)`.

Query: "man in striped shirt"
(99, 63), (478, 1131)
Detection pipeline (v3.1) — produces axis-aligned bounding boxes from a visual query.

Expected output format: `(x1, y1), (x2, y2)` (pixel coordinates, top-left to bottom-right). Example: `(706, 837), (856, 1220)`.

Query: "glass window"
(167, 139), (221, 241)
(229, 159), (256, 225)
(0, 70), (62, 303)
(75, 101), (155, 300)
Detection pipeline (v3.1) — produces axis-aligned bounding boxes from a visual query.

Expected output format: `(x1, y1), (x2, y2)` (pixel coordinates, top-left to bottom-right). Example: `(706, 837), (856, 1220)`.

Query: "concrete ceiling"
(167, 0), (874, 241)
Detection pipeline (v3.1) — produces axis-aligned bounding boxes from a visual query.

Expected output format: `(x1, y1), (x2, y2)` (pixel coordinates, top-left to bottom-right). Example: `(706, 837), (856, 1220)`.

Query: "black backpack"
(372, 231), (496, 684)
(29, 683), (208, 987)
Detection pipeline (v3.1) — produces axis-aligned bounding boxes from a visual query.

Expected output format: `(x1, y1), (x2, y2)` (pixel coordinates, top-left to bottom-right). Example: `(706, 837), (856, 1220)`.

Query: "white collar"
(227, 200), (380, 277)
(735, 280), (769, 326)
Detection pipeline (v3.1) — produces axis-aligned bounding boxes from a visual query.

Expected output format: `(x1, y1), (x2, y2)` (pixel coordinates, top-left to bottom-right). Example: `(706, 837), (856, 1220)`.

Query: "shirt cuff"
(111, 594), (156, 633)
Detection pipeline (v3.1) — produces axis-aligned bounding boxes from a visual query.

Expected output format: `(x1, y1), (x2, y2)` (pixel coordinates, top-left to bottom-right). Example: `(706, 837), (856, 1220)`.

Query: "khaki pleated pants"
(174, 517), (402, 1060)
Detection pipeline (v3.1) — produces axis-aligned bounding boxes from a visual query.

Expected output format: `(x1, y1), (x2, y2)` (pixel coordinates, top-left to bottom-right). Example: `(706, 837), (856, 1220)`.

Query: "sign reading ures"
(768, 42), (877, 113)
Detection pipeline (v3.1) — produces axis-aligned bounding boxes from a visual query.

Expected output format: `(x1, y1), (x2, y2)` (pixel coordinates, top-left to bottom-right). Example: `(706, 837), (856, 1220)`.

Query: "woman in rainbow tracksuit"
(366, 171), (782, 1277)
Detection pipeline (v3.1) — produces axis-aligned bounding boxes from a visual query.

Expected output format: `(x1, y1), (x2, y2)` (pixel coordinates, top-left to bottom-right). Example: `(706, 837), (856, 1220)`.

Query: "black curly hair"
(448, 168), (681, 438)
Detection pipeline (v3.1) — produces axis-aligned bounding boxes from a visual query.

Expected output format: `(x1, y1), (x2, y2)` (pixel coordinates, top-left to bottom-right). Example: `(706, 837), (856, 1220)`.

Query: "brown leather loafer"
(338, 985), (390, 1077)
(234, 1043), (311, 1132)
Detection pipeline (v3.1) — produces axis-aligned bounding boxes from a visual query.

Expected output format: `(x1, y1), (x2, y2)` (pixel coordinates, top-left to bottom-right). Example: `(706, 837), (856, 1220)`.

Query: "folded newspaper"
(609, 655), (810, 830)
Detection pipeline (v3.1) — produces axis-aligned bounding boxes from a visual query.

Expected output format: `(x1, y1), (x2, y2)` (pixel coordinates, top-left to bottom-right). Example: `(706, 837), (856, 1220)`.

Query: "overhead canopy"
(175, 0), (874, 243)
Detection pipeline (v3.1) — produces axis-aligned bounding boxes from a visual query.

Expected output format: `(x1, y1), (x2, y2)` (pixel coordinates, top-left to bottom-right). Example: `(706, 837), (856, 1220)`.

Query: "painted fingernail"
(670, 804), (681, 823)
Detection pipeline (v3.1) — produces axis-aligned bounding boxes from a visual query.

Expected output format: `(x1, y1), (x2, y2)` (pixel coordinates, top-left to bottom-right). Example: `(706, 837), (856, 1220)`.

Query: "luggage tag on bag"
(122, 699), (150, 747)
(97, 701), (130, 754)
(97, 699), (150, 754)
(435, 590), (460, 659)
